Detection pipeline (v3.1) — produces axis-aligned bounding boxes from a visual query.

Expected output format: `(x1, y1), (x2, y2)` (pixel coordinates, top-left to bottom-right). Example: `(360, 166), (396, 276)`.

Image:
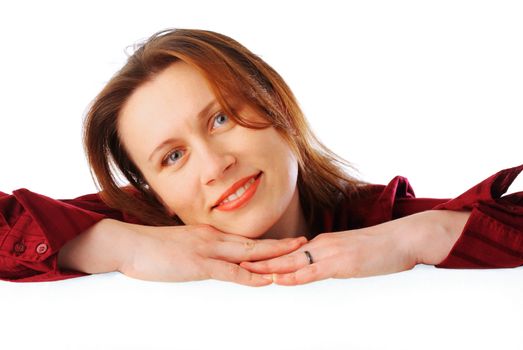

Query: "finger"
(205, 258), (273, 287)
(219, 233), (306, 244)
(211, 236), (307, 263)
(240, 250), (309, 274)
(272, 260), (333, 286)
(218, 233), (255, 243)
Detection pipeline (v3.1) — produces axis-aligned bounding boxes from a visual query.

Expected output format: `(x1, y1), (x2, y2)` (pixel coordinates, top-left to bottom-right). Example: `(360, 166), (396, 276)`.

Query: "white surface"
(0, 1), (522, 349)
(1, 266), (522, 350)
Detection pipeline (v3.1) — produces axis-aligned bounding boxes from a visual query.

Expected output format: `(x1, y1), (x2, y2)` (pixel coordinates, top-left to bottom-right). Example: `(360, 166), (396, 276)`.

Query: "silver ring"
(304, 250), (314, 264)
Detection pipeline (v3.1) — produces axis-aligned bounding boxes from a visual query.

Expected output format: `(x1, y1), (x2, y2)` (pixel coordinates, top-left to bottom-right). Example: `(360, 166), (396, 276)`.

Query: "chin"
(215, 218), (275, 239)
(225, 225), (267, 239)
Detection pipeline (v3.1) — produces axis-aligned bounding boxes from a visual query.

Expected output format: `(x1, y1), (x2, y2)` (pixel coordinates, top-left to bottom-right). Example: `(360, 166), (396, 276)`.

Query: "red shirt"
(1, 164), (522, 282)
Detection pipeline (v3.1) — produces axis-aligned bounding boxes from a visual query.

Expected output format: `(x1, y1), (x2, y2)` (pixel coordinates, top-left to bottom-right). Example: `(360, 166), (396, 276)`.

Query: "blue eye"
(161, 113), (230, 168)
(163, 149), (185, 166)
(212, 113), (229, 129)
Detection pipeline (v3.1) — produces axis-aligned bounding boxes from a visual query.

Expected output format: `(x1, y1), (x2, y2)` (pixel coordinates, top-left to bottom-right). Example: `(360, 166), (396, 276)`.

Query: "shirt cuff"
(432, 164), (523, 269)
(435, 205), (523, 268)
(0, 189), (111, 282)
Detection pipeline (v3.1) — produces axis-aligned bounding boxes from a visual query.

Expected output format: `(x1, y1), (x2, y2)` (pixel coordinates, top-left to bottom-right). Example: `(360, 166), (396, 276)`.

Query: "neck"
(261, 188), (309, 240)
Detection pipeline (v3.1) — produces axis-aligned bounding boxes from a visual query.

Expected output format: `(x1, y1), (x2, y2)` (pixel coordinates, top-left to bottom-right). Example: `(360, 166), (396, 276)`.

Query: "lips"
(212, 171), (262, 209)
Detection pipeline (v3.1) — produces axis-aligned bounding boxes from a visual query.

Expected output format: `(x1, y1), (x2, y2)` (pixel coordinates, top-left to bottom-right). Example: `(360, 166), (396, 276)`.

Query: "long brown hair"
(84, 28), (371, 228)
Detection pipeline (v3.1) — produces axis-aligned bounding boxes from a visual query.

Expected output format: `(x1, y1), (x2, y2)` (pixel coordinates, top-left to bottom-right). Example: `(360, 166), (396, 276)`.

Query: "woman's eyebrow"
(148, 99), (218, 163)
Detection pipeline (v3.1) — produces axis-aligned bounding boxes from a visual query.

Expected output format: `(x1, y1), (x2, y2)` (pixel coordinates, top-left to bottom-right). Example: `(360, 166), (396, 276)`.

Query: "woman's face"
(118, 61), (303, 238)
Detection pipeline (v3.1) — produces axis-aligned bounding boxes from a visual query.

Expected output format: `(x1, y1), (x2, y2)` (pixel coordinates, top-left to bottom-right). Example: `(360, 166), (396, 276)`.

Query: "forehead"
(117, 62), (215, 157)
(120, 62), (213, 127)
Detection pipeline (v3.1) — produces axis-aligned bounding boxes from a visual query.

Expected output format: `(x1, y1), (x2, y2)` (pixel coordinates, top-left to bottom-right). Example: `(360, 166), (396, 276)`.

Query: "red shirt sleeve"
(324, 164), (523, 270)
(430, 164), (523, 269)
(371, 164), (523, 269)
(0, 189), (139, 283)
(322, 175), (450, 232)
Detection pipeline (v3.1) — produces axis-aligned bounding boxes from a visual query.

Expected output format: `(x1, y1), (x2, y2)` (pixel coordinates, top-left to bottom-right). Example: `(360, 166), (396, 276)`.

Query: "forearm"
(57, 218), (130, 274)
(414, 209), (471, 265)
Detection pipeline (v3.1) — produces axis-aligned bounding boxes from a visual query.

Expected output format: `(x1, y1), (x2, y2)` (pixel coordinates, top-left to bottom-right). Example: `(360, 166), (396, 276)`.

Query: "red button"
(14, 242), (26, 254)
(36, 243), (48, 254)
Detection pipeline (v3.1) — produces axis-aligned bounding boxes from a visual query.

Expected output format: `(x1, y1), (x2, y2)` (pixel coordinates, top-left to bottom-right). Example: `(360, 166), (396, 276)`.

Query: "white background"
(0, 1), (522, 350)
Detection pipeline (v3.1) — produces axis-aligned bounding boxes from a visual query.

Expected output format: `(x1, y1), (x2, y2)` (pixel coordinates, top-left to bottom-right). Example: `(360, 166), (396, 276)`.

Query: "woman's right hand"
(59, 218), (307, 287)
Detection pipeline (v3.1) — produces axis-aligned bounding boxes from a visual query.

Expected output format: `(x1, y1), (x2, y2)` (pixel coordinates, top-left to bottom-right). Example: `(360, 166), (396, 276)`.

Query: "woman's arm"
(1, 188), (305, 285)
(57, 218), (307, 286)
(413, 209), (471, 265)
(57, 218), (126, 274)
(241, 164), (523, 285)
(240, 209), (470, 284)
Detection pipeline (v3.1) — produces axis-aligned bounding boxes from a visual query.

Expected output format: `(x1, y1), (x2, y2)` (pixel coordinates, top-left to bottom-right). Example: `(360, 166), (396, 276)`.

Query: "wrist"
(415, 210), (470, 265)
(99, 219), (135, 273)
(57, 218), (133, 274)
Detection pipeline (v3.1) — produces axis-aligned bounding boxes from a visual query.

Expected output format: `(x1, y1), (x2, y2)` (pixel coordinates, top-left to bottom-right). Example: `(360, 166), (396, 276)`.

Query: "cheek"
(148, 176), (201, 221)
(259, 131), (298, 179)
(249, 129), (299, 200)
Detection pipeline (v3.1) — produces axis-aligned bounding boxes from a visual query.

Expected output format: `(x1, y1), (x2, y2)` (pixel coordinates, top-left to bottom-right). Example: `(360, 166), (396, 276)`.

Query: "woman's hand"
(120, 221), (309, 286)
(240, 210), (470, 285)
(59, 219), (307, 287)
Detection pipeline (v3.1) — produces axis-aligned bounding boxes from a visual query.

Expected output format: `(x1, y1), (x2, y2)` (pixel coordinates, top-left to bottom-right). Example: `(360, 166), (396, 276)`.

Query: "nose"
(198, 142), (236, 186)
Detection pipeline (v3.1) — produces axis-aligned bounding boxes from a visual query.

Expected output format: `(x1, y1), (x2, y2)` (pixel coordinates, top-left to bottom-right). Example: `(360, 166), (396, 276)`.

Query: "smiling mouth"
(212, 171), (263, 211)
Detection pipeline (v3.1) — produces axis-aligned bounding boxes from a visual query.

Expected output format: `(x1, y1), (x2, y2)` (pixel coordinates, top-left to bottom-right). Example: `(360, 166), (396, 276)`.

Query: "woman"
(1, 29), (522, 286)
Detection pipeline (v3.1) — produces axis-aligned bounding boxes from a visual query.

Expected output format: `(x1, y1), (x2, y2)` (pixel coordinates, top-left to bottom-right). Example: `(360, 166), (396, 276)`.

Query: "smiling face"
(117, 61), (307, 238)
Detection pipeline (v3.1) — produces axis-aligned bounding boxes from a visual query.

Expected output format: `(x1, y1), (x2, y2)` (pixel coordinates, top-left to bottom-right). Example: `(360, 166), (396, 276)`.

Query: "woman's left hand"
(240, 210), (470, 285)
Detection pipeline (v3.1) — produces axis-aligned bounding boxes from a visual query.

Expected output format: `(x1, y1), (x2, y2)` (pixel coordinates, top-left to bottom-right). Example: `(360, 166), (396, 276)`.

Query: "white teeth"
(236, 186), (246, 197)
(218, 176), (257, 206)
